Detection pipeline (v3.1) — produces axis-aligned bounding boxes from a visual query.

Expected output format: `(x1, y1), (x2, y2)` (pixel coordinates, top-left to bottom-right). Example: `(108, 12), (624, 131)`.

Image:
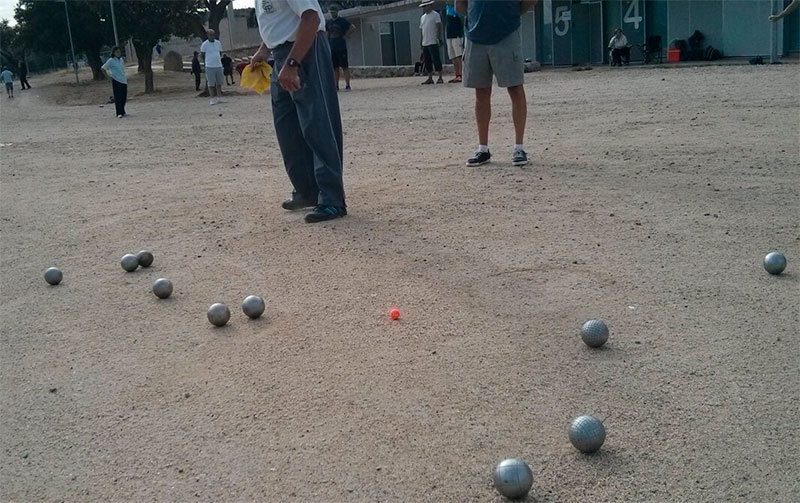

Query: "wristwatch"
(286, 57), (301, 68)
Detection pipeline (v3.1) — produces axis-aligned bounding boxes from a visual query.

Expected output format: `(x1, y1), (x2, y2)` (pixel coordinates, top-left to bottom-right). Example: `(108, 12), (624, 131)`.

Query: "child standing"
(1, 67), (14, 98)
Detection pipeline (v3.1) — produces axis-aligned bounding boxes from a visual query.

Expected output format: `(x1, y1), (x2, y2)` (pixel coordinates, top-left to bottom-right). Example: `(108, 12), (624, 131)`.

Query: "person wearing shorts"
(326, 4), (356, 90)
(419, 1), (443, 85)
(1, 67), (14, 98)
(445, 1), (464, 83)
(200, 29), (224, 105)
(457, 0), (534, 167)
(221, 53), (235, 85)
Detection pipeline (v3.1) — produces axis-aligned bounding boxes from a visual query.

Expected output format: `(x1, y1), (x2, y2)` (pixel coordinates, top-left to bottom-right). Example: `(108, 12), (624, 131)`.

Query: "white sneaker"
(210, 98), (217, 105)
(117, 114), (124, 119)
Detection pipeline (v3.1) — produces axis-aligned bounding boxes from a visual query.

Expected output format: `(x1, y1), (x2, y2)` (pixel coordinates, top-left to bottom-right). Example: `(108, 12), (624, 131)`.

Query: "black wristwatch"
(286, 57), (301, 68)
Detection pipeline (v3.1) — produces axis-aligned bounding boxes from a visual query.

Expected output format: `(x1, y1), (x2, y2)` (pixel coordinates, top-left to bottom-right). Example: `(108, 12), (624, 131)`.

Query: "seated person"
(608, 28), (631, 66)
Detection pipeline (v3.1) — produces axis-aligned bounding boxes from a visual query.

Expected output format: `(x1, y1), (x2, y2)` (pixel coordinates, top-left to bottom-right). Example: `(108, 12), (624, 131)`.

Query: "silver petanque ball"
(136, 250), (154, 268)
(120, 253), (139, 272)
(581, 319), (609, 348)
(152, 278), (173, 299)
(569, 415), (606, 453)
(763, 252), (787, 275)
(44, 267), (63, 285)
(492, 458), (533, 500)
(207, 303), (231, 327)
(242, 295), (266, 319)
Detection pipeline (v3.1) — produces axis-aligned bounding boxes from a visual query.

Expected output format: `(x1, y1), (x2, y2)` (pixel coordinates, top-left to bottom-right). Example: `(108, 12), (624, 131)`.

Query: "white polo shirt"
(420, 11), (441, 47)
(200, 39), (223, 67)
(255, 0), (326, 49)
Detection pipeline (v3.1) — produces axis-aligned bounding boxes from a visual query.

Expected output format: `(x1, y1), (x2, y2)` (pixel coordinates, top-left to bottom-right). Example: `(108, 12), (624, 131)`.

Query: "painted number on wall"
(555, 6), (570, 36)
(624, 0), (643, 31)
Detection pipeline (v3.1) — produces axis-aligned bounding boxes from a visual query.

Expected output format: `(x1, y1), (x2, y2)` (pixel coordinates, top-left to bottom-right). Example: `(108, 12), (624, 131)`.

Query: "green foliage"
(0, 19), (19, 68)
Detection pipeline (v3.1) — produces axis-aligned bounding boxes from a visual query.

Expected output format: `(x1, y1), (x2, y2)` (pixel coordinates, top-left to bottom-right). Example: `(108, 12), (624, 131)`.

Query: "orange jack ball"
(390, 309), (400, 320)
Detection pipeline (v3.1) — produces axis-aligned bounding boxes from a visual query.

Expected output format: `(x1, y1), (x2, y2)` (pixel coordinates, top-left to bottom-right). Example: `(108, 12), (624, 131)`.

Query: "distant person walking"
(419, 0), (443, 85)
(201, 29), (224, 105)
(191, 51), (202, 91)
(457, 0), (534, 167)
(18, 61), (31, 90)
(1, 67), (14, 98)
(221, 53), (235, 85)
(445, 1), (464, 83)
(250, 0), (347, 223)
(101, 46), (127, 117)
(326, 4), (356, 91)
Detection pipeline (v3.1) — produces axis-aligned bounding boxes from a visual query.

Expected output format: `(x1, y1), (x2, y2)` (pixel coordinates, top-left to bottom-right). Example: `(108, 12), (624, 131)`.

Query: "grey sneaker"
(466, 150), (491, 166)
(512, 149), (529, 166)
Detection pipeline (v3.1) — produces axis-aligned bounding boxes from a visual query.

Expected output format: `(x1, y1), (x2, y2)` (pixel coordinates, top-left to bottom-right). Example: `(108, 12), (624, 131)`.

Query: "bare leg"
(475, 87), (492, 146)
(344, 68), (351, 88)
(507, 85), (526, 145)
(454, 57), (462, 77)
(334, 67), (340, 89)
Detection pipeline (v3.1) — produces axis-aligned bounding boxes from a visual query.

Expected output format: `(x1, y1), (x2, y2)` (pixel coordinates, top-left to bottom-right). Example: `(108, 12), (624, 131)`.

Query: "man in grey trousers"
(251, 0), (347, 223)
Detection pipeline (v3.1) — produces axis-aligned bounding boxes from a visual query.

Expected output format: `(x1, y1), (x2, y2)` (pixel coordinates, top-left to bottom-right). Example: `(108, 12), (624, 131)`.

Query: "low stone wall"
(179, 59), (542, 77)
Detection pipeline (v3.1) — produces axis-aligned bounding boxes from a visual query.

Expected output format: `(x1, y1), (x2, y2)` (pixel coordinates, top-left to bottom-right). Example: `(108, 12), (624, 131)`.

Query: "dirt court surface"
(1, 63), (798, 502)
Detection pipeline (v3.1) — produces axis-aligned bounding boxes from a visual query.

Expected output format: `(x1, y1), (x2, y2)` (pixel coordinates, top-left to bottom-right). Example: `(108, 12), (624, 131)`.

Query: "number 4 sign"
(624, 0), (643, 31)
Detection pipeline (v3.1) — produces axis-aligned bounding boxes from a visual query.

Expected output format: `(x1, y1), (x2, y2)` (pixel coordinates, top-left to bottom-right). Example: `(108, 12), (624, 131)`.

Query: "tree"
(14, 0), (112, 80)
(111, 1), (197, 93)
(0, 19), (20, 69)
(193, 0), (231, 39)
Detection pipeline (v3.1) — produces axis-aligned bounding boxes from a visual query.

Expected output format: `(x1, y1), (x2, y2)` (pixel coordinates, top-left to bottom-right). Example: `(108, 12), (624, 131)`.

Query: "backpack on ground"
(705, 46), (722, 61)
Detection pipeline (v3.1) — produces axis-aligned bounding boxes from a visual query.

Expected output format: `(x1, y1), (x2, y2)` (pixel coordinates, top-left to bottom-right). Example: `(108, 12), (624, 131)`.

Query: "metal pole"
(63, 0), (79, 84)
(110, 0), (120, 48)
(227, 1), (235, 49)
(770, 0), (779, 63)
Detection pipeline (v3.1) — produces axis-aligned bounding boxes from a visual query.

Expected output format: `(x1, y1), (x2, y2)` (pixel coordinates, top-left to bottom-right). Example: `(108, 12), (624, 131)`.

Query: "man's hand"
(250, 43), (269, 68)
(278, 65), (301, 92)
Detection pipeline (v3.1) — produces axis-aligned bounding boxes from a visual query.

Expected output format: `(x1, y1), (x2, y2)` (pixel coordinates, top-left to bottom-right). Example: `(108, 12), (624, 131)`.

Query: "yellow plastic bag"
(240, 62), (272, 95)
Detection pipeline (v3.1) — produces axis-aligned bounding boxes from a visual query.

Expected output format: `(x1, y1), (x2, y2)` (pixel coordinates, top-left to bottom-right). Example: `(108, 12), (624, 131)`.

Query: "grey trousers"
(271, 32), (346, 208)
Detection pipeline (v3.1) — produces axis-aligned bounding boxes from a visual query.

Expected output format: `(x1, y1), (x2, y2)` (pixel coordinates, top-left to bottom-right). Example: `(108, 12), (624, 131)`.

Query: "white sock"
(514, 144), (525, 152)
(478, 144), (489, 153)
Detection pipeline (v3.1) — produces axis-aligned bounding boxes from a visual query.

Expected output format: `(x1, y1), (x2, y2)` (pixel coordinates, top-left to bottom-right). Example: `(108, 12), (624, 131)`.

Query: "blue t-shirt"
(465, 0), (521, 45)
(326, 16), (352, 52)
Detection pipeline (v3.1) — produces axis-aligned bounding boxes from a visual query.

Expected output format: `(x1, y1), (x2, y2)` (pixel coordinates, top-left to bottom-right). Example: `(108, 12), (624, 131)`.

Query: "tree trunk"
(132, 40), (155, 93)
(207, 0), (231, 36)
(86, 50), (106, 81)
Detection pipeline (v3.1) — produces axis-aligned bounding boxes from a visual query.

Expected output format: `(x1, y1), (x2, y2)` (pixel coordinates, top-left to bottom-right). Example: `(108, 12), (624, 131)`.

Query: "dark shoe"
(282, 195), (316, 211)
(305, 205), (347, 223)
(421, 79), (434, 85)
(512, 149), (529, 166)
(466, 150), (491, 167)
(436, 77), (444, 84)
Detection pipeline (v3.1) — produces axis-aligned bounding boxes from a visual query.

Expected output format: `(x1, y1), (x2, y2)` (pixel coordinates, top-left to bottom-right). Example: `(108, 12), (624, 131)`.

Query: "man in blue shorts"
(457, 0), (535, 167)
(326, 4), (356, 91)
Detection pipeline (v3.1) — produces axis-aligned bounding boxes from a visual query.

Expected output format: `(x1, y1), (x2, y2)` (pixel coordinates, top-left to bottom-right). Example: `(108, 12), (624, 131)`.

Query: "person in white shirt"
(200, 29), (224, 105)
(419, 1), (443, 84)
(249, 0), (347, 223)
(608, 28), (630, 66)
